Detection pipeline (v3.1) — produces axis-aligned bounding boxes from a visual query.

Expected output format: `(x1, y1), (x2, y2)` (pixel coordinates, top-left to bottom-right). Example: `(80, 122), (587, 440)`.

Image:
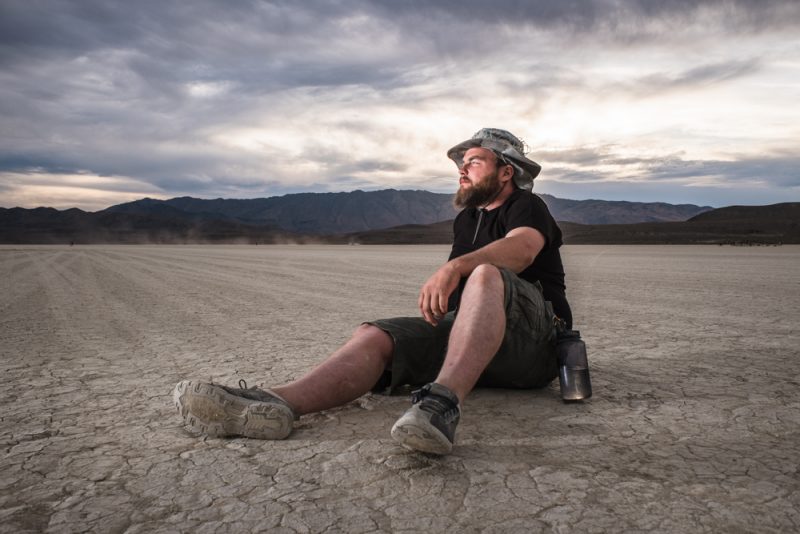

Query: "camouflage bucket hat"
(447, 128), (541, 191)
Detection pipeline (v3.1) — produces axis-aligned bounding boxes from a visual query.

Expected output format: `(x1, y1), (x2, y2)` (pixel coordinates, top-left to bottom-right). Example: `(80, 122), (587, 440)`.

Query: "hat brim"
(447, 138), (541, 191)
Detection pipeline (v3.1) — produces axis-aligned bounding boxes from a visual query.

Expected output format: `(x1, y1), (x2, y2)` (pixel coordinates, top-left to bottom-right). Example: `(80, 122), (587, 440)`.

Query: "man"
(173, 128), (571, 455)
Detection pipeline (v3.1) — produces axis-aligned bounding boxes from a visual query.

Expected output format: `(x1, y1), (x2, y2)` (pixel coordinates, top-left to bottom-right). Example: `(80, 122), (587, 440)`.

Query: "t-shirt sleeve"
(502, 194), (560, 247)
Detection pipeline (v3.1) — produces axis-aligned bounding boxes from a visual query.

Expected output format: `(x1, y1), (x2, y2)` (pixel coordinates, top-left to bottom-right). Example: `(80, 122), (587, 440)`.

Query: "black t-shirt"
(448, 189), (572, 328)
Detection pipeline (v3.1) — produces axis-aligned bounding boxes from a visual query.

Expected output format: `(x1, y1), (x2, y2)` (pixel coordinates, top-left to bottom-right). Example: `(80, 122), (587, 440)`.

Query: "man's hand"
(418, 262), (461, 326)
(417, 226), (545, 326)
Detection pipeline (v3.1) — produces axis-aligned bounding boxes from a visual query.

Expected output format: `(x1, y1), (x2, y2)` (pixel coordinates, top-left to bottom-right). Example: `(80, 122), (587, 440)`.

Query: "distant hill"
(566, 202), (799, 244)
(0, 206), (315, 244)
(687, 203), (799, 224)
(343, 220), (454, 245)
(347, 203), (800, 245)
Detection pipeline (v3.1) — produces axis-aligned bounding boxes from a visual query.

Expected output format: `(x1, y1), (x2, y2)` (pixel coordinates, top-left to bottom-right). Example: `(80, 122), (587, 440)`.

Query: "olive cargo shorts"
(368, 268), (558, 393)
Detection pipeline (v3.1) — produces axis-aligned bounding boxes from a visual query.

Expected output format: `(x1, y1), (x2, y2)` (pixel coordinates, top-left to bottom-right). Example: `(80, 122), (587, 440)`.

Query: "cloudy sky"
(1, 0), (799, 211)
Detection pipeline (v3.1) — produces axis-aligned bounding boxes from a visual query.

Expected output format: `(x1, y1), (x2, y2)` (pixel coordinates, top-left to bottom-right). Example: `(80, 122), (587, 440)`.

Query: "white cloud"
(0, 171), (166, 211)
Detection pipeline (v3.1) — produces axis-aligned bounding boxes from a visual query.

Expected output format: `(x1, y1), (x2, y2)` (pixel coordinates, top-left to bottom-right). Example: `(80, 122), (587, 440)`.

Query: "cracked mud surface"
(1, 244), (798, 533)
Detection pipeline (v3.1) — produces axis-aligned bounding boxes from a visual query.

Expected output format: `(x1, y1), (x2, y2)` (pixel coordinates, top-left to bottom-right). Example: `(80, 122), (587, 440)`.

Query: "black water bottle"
(556, 329), (592, 401)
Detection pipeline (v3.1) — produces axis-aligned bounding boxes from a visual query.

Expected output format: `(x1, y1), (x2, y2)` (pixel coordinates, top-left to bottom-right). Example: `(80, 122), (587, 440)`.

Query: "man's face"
(453, 147), (506, 209)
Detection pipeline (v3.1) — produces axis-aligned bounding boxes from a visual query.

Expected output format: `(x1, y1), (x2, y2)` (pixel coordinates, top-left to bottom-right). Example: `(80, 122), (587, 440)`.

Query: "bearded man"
(174, 128), (571, 455)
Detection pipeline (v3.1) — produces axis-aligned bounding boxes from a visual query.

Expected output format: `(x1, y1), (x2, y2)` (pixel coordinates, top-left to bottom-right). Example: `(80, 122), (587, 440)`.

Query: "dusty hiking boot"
(173, 379), (295, 439)
(391, 382), (461, 455)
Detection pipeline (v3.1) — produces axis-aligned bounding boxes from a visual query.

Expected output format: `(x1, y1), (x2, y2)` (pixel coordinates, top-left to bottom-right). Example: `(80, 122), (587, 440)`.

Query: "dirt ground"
(1, 244), (798, 533)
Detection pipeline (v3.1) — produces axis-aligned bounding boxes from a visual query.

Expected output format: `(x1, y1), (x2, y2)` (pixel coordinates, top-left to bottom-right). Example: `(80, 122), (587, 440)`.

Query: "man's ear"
(501, 164), (514, 182)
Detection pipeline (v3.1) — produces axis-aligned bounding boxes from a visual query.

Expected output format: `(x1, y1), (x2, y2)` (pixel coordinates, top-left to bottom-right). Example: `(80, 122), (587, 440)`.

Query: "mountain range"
(1, 189), (796, 244)
(101, 190), (710, 233)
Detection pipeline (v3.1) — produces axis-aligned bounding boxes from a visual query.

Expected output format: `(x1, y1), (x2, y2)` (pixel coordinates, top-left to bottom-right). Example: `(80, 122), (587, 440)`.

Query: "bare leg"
(435, 264), (506, 404)
(271, 324), (393, 415)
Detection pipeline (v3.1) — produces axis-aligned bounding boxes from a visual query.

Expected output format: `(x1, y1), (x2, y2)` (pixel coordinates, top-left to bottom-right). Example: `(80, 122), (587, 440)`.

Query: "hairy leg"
(271, 324), (393, 415)
(435, 264), (506, 403)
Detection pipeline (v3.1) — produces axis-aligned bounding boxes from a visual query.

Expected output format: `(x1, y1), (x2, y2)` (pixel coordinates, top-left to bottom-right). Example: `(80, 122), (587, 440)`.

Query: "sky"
(1, 0), (799, 211)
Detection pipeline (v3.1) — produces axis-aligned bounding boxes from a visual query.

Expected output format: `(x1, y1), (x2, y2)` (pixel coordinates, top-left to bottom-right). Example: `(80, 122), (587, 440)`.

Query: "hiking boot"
(391, 382), (461, 455)
(173, 379), (295, 439)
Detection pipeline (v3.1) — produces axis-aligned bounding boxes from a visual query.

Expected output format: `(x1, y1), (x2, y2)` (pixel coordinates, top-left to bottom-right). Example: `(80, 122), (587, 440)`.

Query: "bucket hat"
(447, 128), (541, 191)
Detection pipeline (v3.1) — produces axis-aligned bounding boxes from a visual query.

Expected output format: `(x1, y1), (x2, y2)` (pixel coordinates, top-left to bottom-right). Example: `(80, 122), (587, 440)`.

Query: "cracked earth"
(1, 244), (798, 533)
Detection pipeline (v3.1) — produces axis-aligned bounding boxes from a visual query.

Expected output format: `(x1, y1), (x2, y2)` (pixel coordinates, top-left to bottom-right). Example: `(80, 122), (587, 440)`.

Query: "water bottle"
(556, 329), (592, 401)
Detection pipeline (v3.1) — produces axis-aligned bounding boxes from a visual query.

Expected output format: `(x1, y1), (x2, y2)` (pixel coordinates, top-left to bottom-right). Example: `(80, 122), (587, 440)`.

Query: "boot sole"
(173, 380), (293, 439)
(391, 411), (453, 455)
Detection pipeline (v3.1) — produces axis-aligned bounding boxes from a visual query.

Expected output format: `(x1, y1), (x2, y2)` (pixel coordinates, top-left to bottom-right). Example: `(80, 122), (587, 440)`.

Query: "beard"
(453, 170), (502, 209)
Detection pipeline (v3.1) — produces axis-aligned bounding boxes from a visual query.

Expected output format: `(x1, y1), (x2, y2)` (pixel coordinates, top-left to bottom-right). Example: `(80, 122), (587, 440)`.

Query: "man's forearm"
(448, 229), (544, 277)
(418, 227), (545, 325)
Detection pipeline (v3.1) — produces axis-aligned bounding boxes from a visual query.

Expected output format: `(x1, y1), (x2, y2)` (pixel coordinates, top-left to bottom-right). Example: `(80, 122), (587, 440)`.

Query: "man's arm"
(418, 226), (545, 325)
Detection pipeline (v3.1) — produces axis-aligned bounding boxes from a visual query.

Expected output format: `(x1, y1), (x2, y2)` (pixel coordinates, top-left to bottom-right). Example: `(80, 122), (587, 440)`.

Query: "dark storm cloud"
(0, 0), (412, 114)
(543, 146), (800, 188)
(632, 59), (762, 95)
(297, 144), (409, 176)
(622, 0), (800, 32)
(538, 146), (666, 168)
(1, 0), (792, 102)
(0, 1), (320, 63)
(0, 153), (83, 175)
(647, 154), (800, 187)
(538, 147), (612, 166)
(545, 167), (612, 184)
(366, 0), (800, 32)
(4, 1), (798, 66)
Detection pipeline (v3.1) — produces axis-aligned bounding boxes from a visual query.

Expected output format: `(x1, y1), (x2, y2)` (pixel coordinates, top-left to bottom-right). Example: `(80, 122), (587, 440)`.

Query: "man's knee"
(464, 264), (504, 292)
(352, 323), (394, 354)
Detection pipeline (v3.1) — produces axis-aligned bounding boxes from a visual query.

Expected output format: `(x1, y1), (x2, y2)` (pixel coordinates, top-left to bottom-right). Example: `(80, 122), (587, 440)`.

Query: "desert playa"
(1, 244), (798, 533)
